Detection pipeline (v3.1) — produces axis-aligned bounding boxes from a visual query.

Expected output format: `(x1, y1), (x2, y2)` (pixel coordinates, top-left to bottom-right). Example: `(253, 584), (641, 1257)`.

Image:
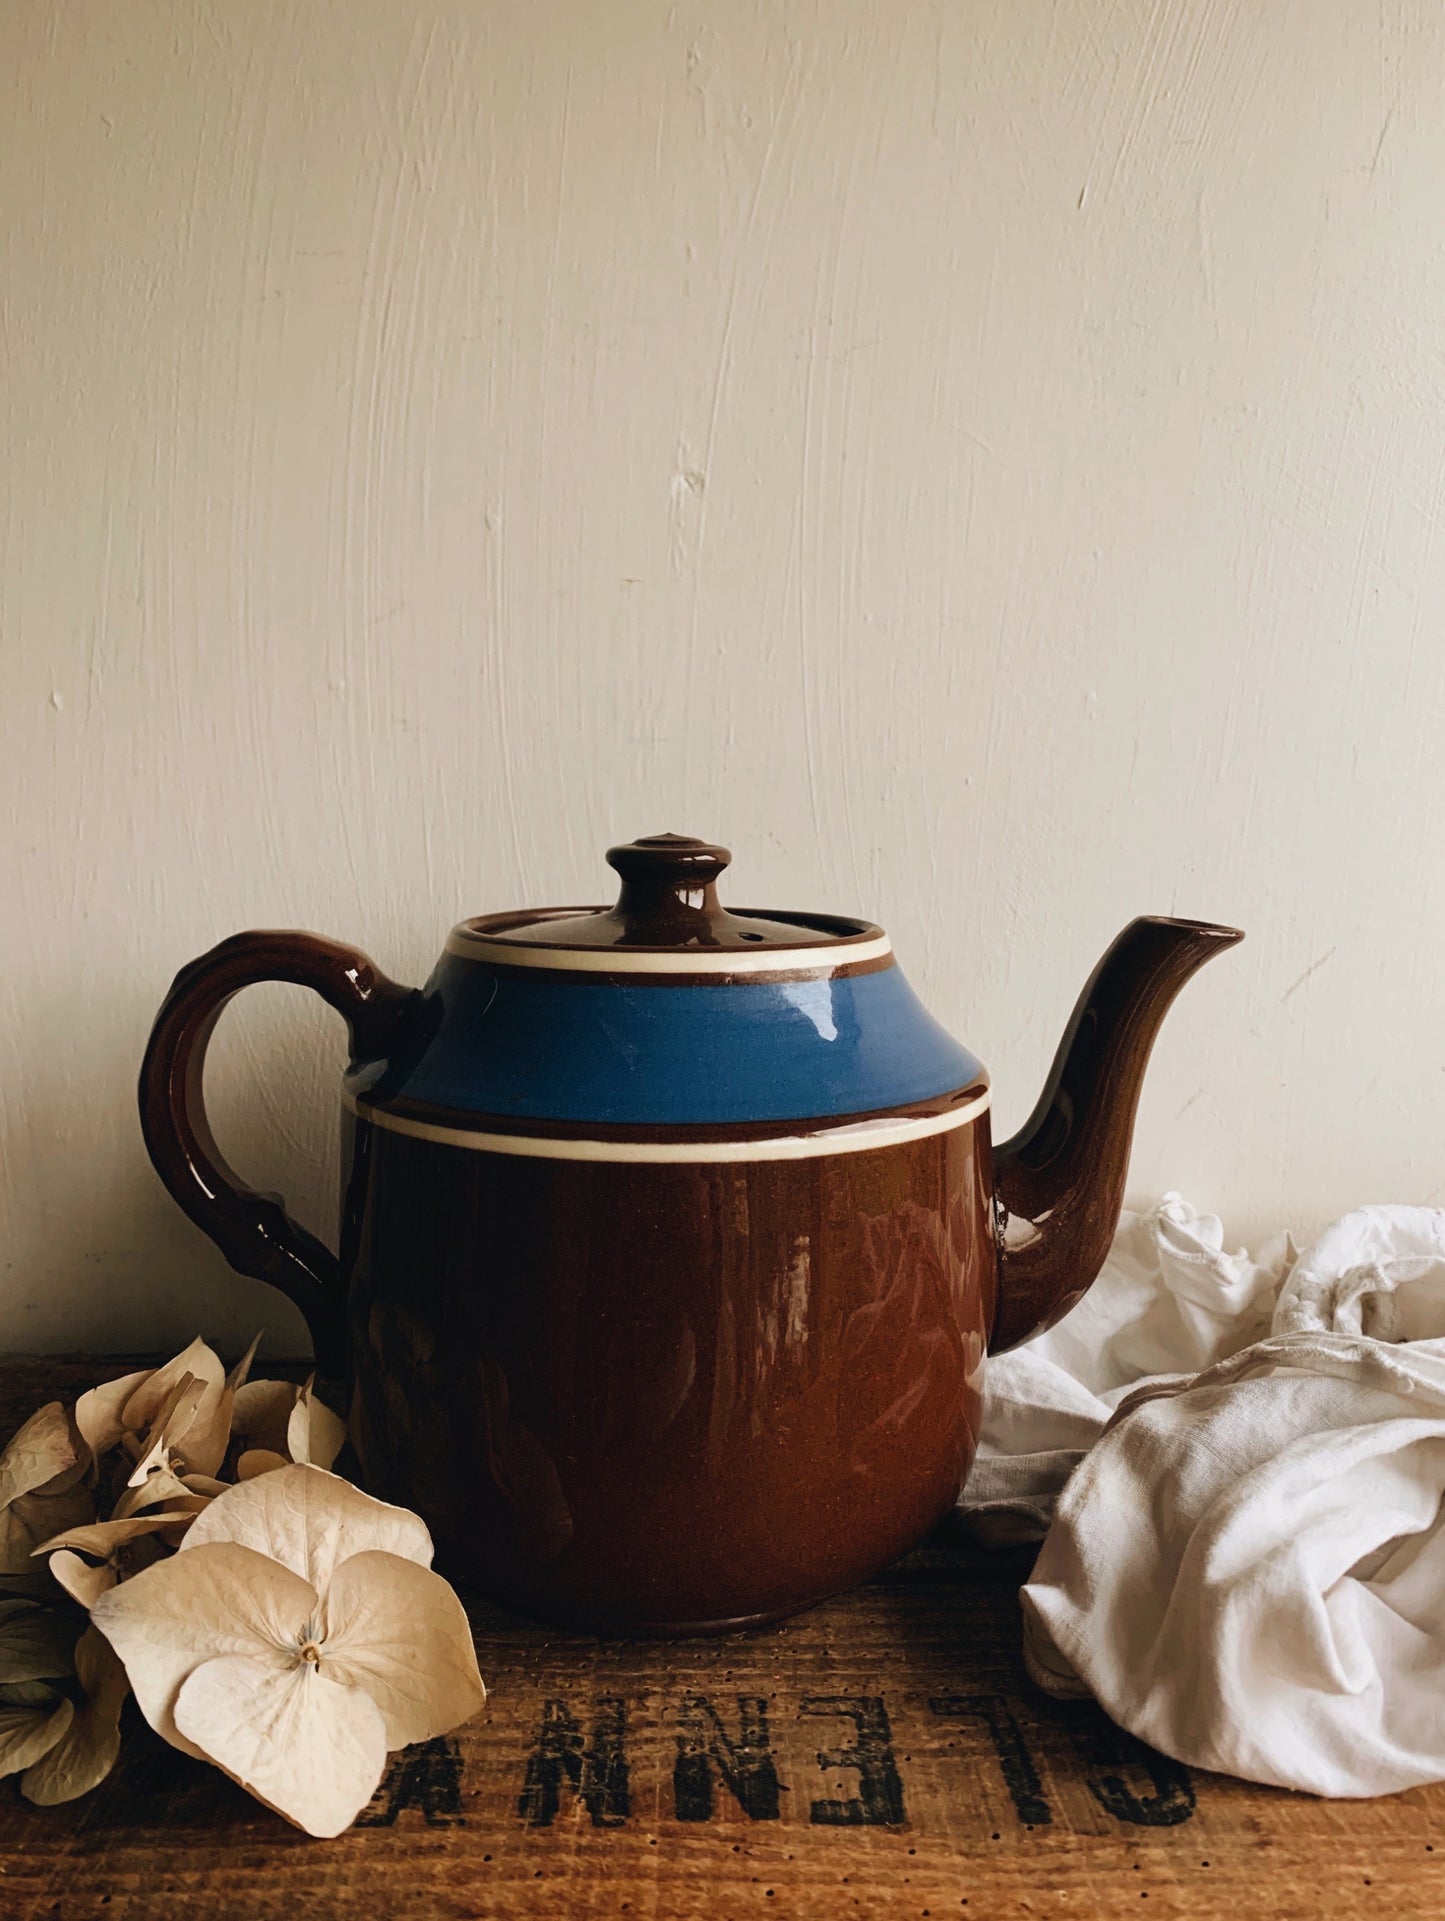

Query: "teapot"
(139, 834), (1241, 1634)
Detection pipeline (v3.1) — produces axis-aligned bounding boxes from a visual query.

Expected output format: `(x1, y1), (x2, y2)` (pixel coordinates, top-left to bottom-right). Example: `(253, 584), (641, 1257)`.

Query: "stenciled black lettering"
(799, 1695), (905, 1826)
(1073, 1719), (1196, 1827)
(356, 1736), (465, 1827)
(518, 1696), (631, 1829)
(673, 1695), (782, 1822)
(927, 1693), (1052, 1827)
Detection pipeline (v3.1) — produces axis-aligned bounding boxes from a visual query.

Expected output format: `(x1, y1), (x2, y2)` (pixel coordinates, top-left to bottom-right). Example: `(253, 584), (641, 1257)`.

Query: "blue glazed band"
(355, 956), (984, 1127)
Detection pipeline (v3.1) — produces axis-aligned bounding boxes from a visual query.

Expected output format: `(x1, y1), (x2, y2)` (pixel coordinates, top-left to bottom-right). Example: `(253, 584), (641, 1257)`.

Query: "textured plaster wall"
(4, 0), (1445, 1353)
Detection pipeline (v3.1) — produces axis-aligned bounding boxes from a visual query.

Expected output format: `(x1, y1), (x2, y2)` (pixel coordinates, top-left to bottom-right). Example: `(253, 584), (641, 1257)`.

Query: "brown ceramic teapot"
(139, 835), (1241, 1634)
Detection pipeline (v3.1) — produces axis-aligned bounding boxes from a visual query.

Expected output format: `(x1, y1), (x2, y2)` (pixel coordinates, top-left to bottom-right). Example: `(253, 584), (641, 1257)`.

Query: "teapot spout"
(989, 916), (1243, 1353)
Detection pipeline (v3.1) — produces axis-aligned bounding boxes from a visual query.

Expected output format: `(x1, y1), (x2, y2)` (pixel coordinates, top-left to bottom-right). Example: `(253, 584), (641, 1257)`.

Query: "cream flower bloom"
(91, 1465), (485, 1837)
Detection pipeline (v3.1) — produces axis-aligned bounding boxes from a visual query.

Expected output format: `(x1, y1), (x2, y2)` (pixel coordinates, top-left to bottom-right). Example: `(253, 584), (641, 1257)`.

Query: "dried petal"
(320, 1550), (485, 1749)
(0, 1689), (72, 1777)
(74, 1370), (150, 1469)
(179, 1476), (229, 1499)
(232, 1381), (298, 1458)
(0, 1482), (96, 1575)
(92, 1542), (314, 1760)
(174, 1652), (388, 1839)
(176, 1386), (235, 1482)
(120, 1340), (224, 1437)
(112, 1468), (194, 1521)
(126, 1375), (208, 1485)
(22, 1627), (128, 1805)
(225, 1334), (263, 1395)
(0, 1679), (61, 1707)
(182, 1466), (432, 1594)
(0, 1601), (80, 1683)
(288, 1379), (346, 1471)
(50, 1553), (115, 1611)
(0, 1404), (82, 1509)
(237, 1451), (290, 1481)
(0, 1570), (68, 1605)
(34, 1513), (198, 1559)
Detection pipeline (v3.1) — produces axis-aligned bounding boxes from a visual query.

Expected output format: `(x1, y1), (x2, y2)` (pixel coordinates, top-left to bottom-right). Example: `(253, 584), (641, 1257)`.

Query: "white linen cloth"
(960, 1195), (1445, 1796)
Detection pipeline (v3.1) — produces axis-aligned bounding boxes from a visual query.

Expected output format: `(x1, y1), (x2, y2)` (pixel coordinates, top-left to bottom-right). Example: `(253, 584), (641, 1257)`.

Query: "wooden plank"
(0, 1362), (1441, 1919)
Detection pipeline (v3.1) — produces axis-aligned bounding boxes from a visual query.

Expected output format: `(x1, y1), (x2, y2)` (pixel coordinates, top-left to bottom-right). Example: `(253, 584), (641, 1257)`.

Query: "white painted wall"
(5, 0), (1445, 1355)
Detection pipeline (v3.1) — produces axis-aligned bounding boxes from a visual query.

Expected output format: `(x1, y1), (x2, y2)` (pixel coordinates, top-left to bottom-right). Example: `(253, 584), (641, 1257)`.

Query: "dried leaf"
(237, 1450), (290, 1481)
(0, 1688), (72, 1777)
(182, 1466), (433, 1593)
(320, 1549), (485, 1749)
(22, 1627), (129, 1805)
(288, 1378), (346, 1471)
(177, 1650), (388, 1838)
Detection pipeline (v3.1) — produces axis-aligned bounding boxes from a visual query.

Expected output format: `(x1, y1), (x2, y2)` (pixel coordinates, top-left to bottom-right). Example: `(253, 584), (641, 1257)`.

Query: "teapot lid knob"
(603, 833), (733, 943)
(605, 833), (731, 889)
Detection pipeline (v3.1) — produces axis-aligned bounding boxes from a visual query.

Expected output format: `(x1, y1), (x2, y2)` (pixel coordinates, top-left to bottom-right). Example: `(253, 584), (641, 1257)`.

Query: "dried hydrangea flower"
(75, 1337), (258, 1489)
(0, 1599), (123, 1803)
(20, 1627), (128, 1806)
(0, 1591), (78, 1777)
(91, 1465), (485, 1837)
(0, 1404), (95, 1574)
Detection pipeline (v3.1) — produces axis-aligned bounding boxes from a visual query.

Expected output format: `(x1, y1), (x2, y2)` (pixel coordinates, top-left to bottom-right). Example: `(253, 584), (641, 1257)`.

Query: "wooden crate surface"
(0, 1360), (1440, 1920)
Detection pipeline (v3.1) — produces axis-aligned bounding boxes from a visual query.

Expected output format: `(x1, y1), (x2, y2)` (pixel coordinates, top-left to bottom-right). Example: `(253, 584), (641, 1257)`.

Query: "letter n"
(673, 1695), (782, 1821)
(518, 1696), (631, 1828)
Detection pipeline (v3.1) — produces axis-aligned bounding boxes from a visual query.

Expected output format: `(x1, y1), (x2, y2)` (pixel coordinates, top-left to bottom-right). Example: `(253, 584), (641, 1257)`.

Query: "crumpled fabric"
(959, 1195), (1445, 1796)
(960, 1196), (1293, 1543)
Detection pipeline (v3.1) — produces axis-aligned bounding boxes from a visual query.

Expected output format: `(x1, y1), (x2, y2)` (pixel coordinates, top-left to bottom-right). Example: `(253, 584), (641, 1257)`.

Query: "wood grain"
(0, 1361), (1441, 1920)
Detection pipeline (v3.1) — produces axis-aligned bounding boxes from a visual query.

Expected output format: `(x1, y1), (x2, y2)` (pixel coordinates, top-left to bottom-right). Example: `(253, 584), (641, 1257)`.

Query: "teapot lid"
(452, 833), (886, 969)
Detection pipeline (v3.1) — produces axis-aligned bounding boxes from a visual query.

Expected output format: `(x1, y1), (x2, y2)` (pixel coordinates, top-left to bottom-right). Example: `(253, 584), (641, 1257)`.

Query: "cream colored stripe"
(443, 930), (893, 974)
(344, 1087), (989, 1162)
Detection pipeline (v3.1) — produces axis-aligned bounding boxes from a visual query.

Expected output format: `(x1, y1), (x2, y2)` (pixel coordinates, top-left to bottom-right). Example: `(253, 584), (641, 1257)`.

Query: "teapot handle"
(138, 931), (416, 1375)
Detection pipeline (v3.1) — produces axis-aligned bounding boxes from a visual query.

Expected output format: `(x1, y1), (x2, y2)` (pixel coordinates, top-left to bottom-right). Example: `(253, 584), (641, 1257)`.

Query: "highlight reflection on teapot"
(139, 833), (1241, 1635)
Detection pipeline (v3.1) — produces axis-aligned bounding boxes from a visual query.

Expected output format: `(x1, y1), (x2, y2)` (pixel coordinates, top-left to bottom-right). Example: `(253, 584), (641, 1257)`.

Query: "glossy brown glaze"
(136, 883), (1243, 1638)
(989, 916), (1243, 1353)
(137, 930), (414, 1374)
(343, 1116), (994, 1633)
